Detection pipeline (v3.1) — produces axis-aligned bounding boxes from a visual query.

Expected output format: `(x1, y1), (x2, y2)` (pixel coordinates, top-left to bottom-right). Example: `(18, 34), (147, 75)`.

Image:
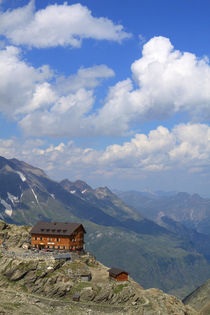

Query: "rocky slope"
(0, 221), (197, 315)
(183, 278), (210, 315)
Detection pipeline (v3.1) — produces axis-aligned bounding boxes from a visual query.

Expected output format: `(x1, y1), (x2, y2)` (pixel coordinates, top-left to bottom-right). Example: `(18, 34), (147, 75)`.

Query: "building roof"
(53, 253), (71, 260)
(108, 267), (129, 277)
(30, 221), (86, 236)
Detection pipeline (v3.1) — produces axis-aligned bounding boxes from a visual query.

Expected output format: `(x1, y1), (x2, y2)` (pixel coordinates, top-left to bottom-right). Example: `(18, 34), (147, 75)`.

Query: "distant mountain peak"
(95, 186), (113, 195)
(60, 179), (93, 194)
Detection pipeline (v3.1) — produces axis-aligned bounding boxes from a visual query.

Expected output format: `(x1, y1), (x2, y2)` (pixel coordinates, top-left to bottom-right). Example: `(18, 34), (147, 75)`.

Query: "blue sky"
(0, 0), (210, 196)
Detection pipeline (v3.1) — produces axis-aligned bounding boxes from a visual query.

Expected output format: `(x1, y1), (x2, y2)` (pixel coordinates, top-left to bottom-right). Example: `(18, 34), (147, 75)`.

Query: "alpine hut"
(30, 221), (86, 251)
(108, 267), (129, 281)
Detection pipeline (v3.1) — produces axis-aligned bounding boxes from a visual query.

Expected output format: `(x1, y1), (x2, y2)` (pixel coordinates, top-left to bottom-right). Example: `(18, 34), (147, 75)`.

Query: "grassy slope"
(84, 224), (210, 299)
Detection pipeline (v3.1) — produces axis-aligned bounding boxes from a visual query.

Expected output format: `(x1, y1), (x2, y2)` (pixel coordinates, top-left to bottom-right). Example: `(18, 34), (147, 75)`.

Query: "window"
(34, 237), (37, 240)
(58, 245), (60, 249)
(40, 237), (42, 241)
(48, 237), (52, 241)
(63, 246), (66, 249)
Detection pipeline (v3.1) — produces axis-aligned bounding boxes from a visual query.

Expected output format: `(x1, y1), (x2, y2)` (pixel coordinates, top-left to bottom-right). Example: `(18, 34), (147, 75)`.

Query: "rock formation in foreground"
(0, 220), (198, 314)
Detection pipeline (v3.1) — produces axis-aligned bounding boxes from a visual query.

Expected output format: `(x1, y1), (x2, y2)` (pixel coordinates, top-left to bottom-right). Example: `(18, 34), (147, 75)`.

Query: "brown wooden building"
(108, 267), (129, 281)
(30, 221), (86, 251)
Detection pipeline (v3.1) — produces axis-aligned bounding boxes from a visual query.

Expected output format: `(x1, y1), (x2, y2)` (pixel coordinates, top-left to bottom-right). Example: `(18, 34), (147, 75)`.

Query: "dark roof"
(53, 254), (71, 260)
(108, 267), (129, 277)
(30, 221), (86, 236)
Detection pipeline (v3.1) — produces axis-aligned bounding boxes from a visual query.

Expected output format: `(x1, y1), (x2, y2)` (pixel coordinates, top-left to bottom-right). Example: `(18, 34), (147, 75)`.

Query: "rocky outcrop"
(0, 220), (31, 249)
(183, 278), (210, 314)
(0, 220), (198, 314)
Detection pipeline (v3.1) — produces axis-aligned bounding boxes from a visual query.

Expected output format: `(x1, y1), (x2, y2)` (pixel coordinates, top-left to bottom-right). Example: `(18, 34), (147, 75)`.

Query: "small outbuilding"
(80, 272), (92, 282)
(72, 293), (80, 302)
(108, 267), (129, 282)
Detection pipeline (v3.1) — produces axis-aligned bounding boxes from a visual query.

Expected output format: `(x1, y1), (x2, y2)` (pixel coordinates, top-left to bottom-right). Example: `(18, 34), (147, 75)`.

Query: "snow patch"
(50, 193), (55, 199)
(82, 189), (87, 194)
(31, 188), (39, 204)
(70, 190), (76, 194)
(7, 192), (18, 205)
(5, 209), (12, 217)
(16, 171), (26, 182)
(0, 199), (13, 217)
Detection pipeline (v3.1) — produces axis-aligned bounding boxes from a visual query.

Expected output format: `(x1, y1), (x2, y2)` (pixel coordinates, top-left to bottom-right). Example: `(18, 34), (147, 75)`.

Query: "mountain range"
(0, 155), (210, 298)
(115, 190), (210, 235)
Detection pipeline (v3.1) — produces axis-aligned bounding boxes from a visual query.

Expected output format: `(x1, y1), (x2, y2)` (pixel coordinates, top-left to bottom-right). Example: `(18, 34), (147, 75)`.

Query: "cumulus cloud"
(19, 88), (95, 137)
(100, 123), (210, 174)
(1, 124), (210, 180)
(0, 1), (131, 48)
(0, 45), (114, 134)
(55, 65), (115, 95)
(1, 37), (210, 138)
(0, 45), (53, 117)
(93, 36), (210, 135)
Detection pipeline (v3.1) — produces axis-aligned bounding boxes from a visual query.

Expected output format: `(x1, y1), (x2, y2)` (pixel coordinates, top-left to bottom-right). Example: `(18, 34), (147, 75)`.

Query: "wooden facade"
(30, 221), (86, 251)
(108, 267), (129, 282)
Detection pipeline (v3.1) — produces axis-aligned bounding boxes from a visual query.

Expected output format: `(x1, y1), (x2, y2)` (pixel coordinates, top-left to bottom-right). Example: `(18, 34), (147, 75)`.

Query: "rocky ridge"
(0, 220), (198, 314)
(183, 278), (210, 315)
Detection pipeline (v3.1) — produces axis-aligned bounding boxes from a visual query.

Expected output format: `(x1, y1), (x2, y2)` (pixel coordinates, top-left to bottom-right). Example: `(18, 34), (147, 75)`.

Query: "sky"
(0, 0), (210, 196)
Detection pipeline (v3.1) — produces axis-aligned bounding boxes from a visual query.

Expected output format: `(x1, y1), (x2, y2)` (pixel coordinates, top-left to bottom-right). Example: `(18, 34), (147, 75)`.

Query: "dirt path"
(0, 287), (135, 314)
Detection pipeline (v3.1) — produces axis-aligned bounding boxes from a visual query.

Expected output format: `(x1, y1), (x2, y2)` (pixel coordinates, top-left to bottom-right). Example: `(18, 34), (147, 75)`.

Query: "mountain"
(158, 216), (210, 261)
(183, 278), (210, 315)
(0, 156), (210, 298)
(116, 190), (210, 235)
(60, 180), (168, 235)
(116, 189), (210, 263)
(0, 220), (197, 315)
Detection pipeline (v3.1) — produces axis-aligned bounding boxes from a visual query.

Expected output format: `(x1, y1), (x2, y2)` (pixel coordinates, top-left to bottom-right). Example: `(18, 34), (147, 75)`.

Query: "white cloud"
(0, 45), (114, 136)
(55, 65), (115, 95)
(0, 124), (209, 180)
(100, 124), (210, 174)
(92, 36), (210, 135)
(1, 37), (210, 138)
(0, 1), (131, 48)
(0, 45), (53, 117)
(19, 88), (95, 137)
